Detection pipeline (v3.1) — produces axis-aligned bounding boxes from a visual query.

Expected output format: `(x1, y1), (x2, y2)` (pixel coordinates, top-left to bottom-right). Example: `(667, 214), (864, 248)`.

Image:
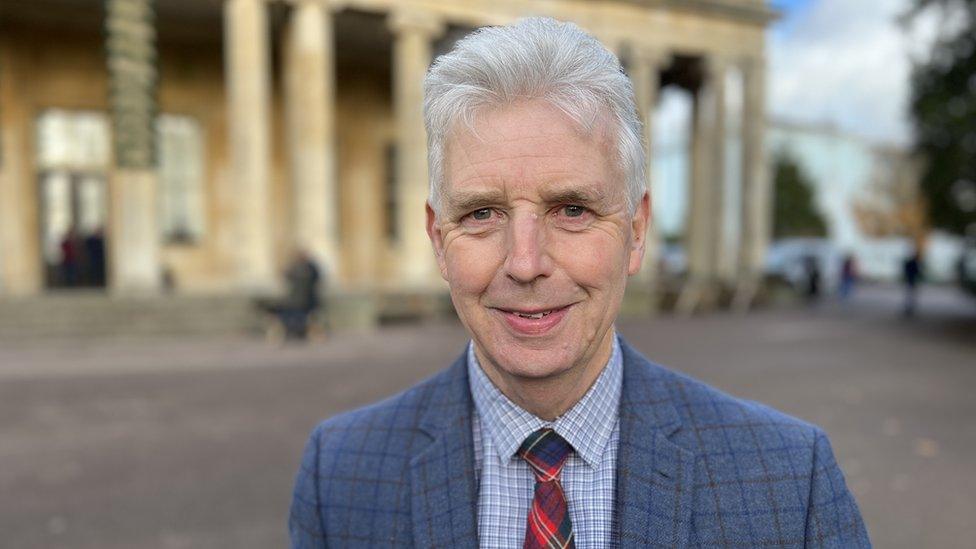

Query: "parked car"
(764, 238), (844, 295)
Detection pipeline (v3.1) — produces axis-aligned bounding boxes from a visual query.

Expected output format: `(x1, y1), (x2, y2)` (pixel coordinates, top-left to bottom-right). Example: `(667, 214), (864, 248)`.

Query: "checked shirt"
(468, 336), (623, 549)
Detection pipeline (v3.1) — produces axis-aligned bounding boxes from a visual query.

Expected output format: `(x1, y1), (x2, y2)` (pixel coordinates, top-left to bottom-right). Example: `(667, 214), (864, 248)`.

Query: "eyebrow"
(445, 189), (507, 214)
(444, 182), (612, 214)
(539, 185), (609, 206)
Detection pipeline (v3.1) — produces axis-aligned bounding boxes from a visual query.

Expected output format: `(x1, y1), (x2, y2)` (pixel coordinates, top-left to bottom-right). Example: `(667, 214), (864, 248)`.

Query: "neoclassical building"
(0, 0), (774, 323)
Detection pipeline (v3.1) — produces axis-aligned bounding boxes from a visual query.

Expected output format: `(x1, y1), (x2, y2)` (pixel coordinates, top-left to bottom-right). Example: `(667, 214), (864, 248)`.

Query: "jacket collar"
(410, 353), (480, 548)
(616, 339), (694, 548)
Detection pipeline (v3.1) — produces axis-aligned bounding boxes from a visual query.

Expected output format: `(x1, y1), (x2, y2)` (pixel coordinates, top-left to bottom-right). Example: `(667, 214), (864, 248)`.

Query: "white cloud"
(768, 0), (943, 145)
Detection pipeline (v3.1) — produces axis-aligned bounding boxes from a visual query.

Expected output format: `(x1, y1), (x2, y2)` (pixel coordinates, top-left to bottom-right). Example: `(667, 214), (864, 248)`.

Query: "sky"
(767, 0), (943, 145)
(649, 0), (945, 235)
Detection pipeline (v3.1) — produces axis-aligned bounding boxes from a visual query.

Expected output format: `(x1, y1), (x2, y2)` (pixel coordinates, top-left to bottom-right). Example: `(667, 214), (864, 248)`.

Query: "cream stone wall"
(335, 0), (768, 56)
(156, 41), (237, 293)
(335, 76), (395, 289)
(0, 24), (297, 295)
(0, 28), (106, 296)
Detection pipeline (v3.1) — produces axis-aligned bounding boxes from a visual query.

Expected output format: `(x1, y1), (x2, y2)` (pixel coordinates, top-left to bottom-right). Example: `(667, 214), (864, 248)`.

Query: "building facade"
(0, 0), (774, 321)
(768, 120), (964, 283)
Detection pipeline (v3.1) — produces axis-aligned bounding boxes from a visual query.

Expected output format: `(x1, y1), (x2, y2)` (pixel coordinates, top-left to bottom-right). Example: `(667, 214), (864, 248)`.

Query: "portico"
(0, 0), (775, 320)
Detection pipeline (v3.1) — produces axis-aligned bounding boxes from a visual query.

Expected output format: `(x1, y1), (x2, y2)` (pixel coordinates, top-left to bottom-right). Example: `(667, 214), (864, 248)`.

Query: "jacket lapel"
(616, 340), (695, 549)
(409, 353), (479, 548)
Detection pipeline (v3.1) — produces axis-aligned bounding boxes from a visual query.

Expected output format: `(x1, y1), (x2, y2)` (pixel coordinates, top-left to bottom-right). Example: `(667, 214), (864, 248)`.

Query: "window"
(37, 109), (111, 172)
(156, 114), (205, 243)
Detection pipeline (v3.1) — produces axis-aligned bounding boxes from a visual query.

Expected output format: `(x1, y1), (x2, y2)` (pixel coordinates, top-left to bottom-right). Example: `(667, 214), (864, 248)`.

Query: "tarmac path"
(1, 284), (974, 548)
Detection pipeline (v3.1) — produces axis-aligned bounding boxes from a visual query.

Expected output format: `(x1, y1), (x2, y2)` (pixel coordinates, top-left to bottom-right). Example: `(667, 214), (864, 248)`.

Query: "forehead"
(441, 100), (623, 208)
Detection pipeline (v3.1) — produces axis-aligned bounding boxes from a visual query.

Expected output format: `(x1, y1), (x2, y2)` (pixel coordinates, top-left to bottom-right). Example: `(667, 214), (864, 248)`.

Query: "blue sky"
(765, 0), (942, 145)
(650, 0), (943, 234)
(656, 0), (940, 147)
(773, 0), (813, 11)
(769, 0), (815, 36)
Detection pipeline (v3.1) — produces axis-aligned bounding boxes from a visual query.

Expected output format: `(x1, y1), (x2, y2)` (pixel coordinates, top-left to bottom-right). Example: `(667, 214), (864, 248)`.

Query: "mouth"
(512, 309), (555, 319)
(493, 304), (573, 335)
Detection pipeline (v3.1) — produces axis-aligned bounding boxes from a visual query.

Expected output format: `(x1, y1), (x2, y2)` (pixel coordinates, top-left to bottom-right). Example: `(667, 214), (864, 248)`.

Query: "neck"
(475, 331), (615, 421)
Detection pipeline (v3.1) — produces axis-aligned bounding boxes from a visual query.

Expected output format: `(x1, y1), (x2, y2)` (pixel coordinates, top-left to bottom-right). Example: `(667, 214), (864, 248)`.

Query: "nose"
(503, 211), (553, 284)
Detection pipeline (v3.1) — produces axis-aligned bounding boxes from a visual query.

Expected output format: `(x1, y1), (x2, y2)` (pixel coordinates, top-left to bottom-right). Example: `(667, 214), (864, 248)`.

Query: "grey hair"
(423, 16), (646, 216)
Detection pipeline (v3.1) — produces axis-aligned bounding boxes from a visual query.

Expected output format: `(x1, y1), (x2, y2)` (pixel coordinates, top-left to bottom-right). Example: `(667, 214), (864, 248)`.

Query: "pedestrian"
(284, 250), (323, 338)
(903, 248), (924, 317)
(83, 227), (106, 287)
(803, 254), (821, 303)
(258, 250), (324, 341)
(289, 17), (869, 548)
(59, 227), (81, 287)
(839, 253), (858, 301)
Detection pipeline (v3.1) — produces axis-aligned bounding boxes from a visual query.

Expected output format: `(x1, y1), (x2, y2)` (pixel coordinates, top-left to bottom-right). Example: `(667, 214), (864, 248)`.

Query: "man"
(290, 17), (869, 548)
(902, 247), (923, 317)
(258, 249), (324, 340)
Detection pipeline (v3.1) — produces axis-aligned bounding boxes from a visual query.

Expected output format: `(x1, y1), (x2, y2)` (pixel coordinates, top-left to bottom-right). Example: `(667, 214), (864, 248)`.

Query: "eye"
(561, 204), (587, 218)
(469, 208), (493, 221)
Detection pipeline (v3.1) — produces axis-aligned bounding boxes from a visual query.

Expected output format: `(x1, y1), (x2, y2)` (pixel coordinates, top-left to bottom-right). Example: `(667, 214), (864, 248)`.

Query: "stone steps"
(0, 290), (460, 340)
(0, 292), (263, 340)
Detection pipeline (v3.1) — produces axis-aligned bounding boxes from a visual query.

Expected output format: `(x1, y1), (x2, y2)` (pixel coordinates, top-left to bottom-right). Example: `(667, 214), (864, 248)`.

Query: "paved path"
(1, 284), (974, 548)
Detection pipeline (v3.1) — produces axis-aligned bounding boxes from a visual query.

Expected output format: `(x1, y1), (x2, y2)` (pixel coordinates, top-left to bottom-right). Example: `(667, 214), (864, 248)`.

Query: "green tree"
(772, 153), (828, 239)
(906, 0), (976, 235)
(772, 153), (829, 238)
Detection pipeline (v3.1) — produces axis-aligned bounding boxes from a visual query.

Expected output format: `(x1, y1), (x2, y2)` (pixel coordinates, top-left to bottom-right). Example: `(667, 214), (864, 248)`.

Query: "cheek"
(550, 231), (627, 288)
(444, 237), (504, 295)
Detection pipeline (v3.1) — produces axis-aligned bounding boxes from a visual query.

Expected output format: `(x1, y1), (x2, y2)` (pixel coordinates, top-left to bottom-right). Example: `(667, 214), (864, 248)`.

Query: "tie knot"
(517, 428), (574, 482)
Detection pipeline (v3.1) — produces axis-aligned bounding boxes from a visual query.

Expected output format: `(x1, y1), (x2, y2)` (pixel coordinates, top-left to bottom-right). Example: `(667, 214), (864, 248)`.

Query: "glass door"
(36, 110), (110, 289)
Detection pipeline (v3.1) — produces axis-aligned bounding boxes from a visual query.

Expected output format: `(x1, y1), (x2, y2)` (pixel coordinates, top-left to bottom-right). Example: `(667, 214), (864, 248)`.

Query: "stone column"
(677, 55), (725, 314)
(629, 45), (668, 311)
(0, 45), (41, 295)
(0, 108), (35, 296)
(284, 0), (340, 281)
(733, 56), (769, 311)
(388, 10), (444, 288)
(706, 57), (730, 287)
(105, 0), (161, 294)
(224, 0), (275, 291)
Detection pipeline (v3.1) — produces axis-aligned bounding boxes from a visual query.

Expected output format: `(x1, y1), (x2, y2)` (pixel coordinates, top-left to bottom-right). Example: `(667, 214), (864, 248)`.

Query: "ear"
(426, 202), (449, 280)
(627, 191), (651, 276)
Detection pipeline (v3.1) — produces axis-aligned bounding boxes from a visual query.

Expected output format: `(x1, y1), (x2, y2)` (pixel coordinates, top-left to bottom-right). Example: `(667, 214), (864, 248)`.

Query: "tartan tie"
(517, 428), (576, 549)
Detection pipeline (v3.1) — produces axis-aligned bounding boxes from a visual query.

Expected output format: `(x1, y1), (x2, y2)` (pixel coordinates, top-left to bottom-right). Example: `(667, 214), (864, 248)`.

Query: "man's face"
(427, 99), (649, 383)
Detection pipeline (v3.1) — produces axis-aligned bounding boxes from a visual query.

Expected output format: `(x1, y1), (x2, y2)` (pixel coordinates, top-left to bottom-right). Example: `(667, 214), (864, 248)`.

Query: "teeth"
(516, 311), (551, 319)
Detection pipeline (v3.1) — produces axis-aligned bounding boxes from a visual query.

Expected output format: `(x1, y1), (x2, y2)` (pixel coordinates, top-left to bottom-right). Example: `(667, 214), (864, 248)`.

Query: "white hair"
(423, 16), (647, 215)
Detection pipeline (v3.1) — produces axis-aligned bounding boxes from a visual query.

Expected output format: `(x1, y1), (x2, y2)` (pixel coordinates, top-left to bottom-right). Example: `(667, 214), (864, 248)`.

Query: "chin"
(492, 343), (579, 380)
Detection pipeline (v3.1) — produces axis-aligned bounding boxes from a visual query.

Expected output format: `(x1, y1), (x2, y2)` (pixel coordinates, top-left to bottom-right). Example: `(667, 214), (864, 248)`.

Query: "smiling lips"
(496, 304), (572, 335)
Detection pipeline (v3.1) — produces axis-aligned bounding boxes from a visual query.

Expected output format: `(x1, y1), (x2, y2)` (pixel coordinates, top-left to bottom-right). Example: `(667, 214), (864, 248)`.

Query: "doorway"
(35, 110), (110, 289)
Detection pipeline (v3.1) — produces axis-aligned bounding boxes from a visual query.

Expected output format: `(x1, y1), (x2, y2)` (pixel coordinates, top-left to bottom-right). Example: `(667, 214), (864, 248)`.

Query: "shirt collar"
(467, 334), (623, 468)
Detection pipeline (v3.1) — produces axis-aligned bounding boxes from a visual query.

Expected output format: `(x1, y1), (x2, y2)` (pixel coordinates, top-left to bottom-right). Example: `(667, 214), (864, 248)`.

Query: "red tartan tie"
(518, 428), (576, 549)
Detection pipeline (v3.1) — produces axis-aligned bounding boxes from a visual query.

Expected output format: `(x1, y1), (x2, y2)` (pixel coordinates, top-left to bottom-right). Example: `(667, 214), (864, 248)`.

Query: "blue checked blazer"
(289, 339), (870, 548)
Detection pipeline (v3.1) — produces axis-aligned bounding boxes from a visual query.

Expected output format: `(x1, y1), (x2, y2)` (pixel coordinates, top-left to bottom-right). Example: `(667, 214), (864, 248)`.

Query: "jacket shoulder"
(659, 365), (821, 450)
(289, 364), (460, 547)
(309, 364), (454, 459)
(623, 347), (870, 547)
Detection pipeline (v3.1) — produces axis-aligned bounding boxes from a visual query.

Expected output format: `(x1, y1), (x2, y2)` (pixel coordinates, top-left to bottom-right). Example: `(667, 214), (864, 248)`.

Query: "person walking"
(903, 249), (923, 317)
(839, 253), (858, 301)
(258, 250), (324, 341)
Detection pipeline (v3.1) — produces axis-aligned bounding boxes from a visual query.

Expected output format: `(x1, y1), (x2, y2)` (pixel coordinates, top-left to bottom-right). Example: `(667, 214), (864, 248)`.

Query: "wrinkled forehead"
(446, 98), (615, 151)
(440, 100), (625, 209)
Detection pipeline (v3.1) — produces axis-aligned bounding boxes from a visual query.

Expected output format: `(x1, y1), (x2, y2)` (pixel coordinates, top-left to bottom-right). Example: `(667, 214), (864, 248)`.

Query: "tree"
(851, 146), (928, 241)
(906, 0), (976, 236)
(771, 153), (828, 239)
